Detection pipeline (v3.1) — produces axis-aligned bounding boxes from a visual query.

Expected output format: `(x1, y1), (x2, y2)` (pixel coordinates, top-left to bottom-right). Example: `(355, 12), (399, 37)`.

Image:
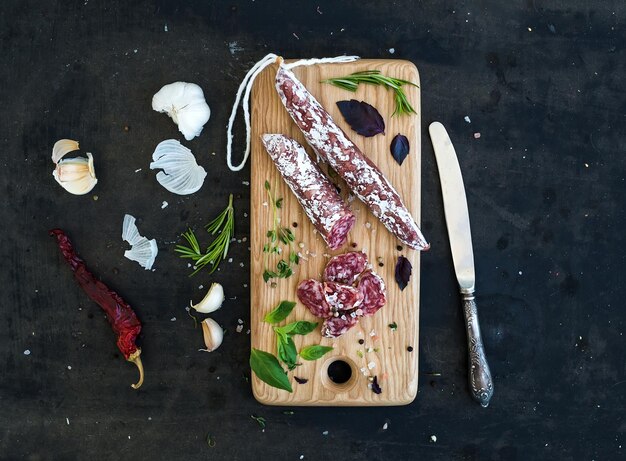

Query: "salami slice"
(357, 270), (387, 316)
(297, 279), (331, 318)
(262, 134), (355, 250)
(323, 251), (368, 285)
(321, 312), (360, 338)
(275, 66), (429, 251)
(323, 281), (363, 312)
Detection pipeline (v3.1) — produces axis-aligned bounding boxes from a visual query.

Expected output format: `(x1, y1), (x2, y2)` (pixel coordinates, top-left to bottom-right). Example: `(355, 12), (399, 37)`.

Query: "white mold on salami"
(275, 66), (429, 251)
(262, 134), (355, 250)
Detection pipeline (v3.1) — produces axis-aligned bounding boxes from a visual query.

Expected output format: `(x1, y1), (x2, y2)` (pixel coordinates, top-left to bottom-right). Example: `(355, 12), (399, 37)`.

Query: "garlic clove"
(53, 152), (98, 195)
(201, 318), (224, 352)
(52, 139), (80, 163)
(190, 283), (225, 314)
(121, 214), (158, 270)
(152, 82), (211, 141)
(149, 139), (207, 195)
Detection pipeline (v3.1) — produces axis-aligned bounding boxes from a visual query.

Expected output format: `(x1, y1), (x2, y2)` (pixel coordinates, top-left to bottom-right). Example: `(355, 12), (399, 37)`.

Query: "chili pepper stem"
(128, 349), (144, 389)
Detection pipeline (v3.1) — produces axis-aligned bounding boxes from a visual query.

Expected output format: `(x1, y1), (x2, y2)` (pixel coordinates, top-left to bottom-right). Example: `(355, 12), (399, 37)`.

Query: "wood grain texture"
(250, 59), (422, 406)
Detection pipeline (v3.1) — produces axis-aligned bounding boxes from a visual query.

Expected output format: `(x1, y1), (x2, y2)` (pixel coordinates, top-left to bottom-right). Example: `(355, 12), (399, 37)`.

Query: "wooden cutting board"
(250, 59), (422, 406)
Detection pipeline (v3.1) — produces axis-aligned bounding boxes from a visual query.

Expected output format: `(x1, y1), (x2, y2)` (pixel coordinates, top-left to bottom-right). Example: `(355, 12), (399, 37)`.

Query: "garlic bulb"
(53, 152), (98, 195)
(152, 82), (211, 141)
(150, 139), (207, 195)
(122, 214), (158, 270)
(190, 283), (225, 314)
(201, 318), (224, 352)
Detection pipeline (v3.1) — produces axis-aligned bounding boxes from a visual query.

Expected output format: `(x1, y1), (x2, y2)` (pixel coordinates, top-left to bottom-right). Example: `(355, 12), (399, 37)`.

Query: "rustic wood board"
(250, 59), (422, 406)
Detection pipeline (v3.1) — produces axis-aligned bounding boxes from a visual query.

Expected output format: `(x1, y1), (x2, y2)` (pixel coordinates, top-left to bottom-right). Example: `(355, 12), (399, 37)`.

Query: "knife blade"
(429, 121), (494, 407)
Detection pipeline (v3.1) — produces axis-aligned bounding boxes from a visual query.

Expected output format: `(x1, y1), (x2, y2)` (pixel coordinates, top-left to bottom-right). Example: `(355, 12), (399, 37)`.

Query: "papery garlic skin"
(152, 82), (211, 141)
(53, 152), (98, 195)
(150, 139), (207, 195)
(201, 318), (224, 352)
(121, 214), (158, 270)
(190, 283), (225, 314)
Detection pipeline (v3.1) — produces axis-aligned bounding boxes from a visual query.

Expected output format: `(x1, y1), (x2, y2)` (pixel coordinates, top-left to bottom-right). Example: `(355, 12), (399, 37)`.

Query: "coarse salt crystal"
(322, 430), (329, 435)
(368, 361), (376, 370)
(382, 422), (388, 430)
(464, 116), (471, 123)
(388, 48), (395, 54)
(242, 181), (250, 186)
(236, 325), (244, 333)
(198, 285), (204, 290)
(474, 132), (481, 139)
(170, 317), (176, 322)
(24, 349), (31, 355)
(66, 418), (70, 425)
(430, 435), (437, 443)
(161, 201), (168, 209)
(237, 319), (244, 324)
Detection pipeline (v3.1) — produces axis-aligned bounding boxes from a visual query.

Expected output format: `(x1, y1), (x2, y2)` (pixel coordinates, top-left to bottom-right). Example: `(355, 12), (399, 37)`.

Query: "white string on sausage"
(226, 53), (360, 172)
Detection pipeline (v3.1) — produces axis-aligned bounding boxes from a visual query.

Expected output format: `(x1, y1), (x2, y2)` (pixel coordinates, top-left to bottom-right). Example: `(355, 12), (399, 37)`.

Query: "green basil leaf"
(277, 336), (298, 370)
(249, 348), (293, 392)
(276, 321), (318, 337)
(264, 180), (271, 191)
(299, 345), (334, 361)
(264, 300), (296, 324)
(276, 198), (283, 209)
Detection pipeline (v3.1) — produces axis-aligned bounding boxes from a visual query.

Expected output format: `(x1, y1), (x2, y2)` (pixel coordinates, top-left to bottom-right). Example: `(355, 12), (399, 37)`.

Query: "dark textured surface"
(1, 1), (624, 460)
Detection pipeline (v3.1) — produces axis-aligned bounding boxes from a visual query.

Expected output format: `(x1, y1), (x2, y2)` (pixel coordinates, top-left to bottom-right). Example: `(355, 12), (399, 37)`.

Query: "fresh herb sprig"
(175, 194), (235, 276)
(323, 70), (419, 116)
(249, 300), (333, 391)
(262, 181), (299, 283)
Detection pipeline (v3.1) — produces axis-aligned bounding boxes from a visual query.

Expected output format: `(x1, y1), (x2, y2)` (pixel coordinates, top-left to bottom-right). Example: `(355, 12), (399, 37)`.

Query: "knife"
(429, 121), (494, 407)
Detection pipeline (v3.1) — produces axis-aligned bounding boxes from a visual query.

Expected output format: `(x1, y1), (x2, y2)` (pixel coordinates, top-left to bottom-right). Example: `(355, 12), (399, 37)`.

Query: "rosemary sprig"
(322, 70), (419, 116)
(262, 180), (299, 283)
(175, 194), (235, 276)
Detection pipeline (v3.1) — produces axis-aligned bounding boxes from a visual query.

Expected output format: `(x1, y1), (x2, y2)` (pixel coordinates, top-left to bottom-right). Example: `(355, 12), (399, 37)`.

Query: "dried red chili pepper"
(50, 229), (144, 389)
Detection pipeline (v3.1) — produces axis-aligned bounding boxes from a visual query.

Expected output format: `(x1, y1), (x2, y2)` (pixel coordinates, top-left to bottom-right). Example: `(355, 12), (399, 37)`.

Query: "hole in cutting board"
(327, 360), (352, 384)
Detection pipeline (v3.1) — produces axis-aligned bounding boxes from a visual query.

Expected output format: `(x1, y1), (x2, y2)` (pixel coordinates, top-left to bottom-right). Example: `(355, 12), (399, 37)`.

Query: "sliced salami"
(357, 270), (387, 316)
(262, 134), (356, 250)
(321, 312), (360, 338)
(323, 251), (368, 285)
(296, 279), (331, 318)
(323, 281), (363, 312)
(275, 66), (429, 251)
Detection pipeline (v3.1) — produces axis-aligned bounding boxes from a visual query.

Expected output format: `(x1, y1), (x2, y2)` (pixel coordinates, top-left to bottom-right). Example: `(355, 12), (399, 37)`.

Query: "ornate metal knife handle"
(461, 291), (494, 407)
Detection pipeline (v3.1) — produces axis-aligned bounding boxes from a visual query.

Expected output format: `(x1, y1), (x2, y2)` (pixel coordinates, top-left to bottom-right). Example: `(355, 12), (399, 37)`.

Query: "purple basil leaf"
(371, 375), (382, 394)
(395, 255), (412, 291)
(336, 100), (385, 137)
(294, 376), (308, 384)
(390, 133), (410, 165)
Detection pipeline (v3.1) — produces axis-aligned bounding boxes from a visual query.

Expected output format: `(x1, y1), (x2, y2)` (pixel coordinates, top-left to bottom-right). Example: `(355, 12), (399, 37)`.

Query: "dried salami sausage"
(357, 270), (387, 316)
(262, 134), (355, 250)
(321, 312), (360, 338)
(323, 281), (362, 312)
(296, 279), (331, 318)
(323, 251), (368, 285)
(275, 66), (429, 251)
